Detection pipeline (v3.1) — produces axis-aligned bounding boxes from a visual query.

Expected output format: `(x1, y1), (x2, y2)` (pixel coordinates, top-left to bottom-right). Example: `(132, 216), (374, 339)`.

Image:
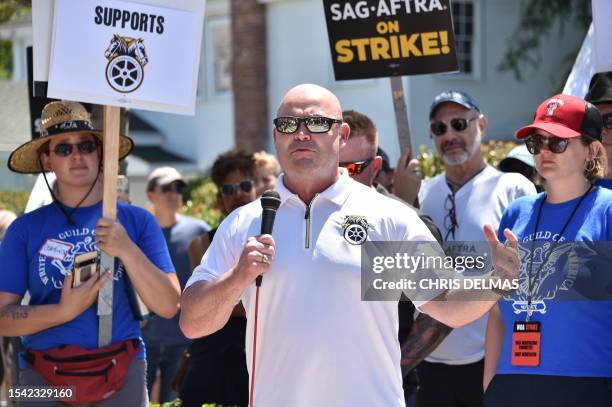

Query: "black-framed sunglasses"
(339, 157), (374, 176)
(273, 116), (342, 134)
(160, 182), (186, 194)
(52, 140), (98, 157)
(444, 193), (458, 241)
(430, 116), (479, 136)
(525, 134), (570, 155)
(602, 113), (612, 130)
(221, 180), (254, 196)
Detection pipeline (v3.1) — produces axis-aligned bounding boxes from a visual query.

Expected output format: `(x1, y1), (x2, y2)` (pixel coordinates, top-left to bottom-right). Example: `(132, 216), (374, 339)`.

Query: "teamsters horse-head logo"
(342, 215), (369, 245)
(104, 34), (149, 93)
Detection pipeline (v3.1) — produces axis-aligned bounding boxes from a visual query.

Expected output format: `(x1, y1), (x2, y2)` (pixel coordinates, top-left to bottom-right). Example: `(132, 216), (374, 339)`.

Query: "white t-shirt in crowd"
(186, 170), (439, 407)
(418, 165), (536, 365)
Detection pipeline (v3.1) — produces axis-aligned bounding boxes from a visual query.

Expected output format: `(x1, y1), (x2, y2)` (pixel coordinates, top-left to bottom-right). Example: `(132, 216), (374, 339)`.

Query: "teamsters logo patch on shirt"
(342, 215), (369, 245)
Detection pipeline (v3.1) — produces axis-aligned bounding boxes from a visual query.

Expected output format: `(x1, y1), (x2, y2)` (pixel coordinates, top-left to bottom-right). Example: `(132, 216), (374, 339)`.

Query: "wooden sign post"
(390, 77), (412, 155)
(97, 106), (120, 347)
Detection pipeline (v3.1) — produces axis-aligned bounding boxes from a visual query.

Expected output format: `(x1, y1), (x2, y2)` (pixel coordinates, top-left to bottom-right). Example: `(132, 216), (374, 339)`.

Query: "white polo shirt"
(419, 165), (536, 365)
(186, 170), (438, 407)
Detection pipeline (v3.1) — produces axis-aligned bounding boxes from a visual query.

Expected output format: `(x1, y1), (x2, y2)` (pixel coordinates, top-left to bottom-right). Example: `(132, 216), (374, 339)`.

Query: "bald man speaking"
(180, 84), (518, 407)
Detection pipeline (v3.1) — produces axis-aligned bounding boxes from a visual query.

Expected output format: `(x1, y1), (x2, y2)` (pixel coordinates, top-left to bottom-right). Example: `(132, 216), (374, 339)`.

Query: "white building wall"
(404, 0), (585, 162)
(264, 0), (585, 164)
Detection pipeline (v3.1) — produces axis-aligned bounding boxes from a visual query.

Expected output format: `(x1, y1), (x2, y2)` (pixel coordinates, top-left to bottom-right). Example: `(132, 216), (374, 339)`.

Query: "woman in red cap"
(483, 94), (612, 406)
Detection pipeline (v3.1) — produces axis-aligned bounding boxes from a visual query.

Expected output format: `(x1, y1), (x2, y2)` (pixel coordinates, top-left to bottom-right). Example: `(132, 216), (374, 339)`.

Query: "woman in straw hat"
(483, 94), (612, 406)
(0, 101), (180, 406)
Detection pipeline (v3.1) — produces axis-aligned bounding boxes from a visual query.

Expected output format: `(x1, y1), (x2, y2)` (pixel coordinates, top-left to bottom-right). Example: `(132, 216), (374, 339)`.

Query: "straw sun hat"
(8, 101), (133, 174)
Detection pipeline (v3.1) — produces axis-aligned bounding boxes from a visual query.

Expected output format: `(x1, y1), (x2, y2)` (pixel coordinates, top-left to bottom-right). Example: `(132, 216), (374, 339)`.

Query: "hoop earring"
(585, 159), (596, 173)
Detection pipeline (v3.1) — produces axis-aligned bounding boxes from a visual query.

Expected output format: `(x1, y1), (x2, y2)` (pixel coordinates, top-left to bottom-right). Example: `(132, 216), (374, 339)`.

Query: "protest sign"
(323, 0), (458, 80)
(47, 0), (205, 115)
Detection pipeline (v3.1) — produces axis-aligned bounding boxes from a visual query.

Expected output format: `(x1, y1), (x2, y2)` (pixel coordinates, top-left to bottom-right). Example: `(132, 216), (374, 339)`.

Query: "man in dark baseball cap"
(429, 90), (481, 118)
(585, 72), (612, 188)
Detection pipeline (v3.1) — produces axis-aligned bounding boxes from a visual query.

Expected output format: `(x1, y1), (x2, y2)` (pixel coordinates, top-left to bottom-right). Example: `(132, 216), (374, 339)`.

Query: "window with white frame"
(199, 16), (232, 99)
(451, 0), (475, 75)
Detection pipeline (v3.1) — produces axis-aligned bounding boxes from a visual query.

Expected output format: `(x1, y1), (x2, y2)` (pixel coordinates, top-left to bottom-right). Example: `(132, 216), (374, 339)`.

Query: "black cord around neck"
(39, 157), (101, 226)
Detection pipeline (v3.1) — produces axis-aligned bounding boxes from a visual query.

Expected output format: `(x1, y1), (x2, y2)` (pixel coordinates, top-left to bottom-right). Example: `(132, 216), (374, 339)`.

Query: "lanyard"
(526, 185), (593, 321)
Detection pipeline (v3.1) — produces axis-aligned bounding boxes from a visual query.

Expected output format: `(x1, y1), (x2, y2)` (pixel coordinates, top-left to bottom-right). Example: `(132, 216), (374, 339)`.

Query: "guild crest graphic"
(504, 240), (592, 317)
(104, 34), (149, 93)
(342, 215), (369, 245)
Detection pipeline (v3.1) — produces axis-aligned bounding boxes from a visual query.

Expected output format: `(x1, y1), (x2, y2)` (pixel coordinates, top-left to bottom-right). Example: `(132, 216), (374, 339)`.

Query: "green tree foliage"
(0, 0), (31, 79)
(498, 0), (591, 83)
(0, 191), (29, 215)
(182, 177), (224, 229)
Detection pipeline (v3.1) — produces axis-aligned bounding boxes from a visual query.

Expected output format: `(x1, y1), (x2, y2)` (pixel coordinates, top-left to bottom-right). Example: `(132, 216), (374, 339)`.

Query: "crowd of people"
(0, 72), (610, 407)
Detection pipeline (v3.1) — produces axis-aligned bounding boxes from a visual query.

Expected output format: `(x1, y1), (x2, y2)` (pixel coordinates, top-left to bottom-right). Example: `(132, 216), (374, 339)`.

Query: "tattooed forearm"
(400, 314), (452, 374)
(0, 305), (33, 320)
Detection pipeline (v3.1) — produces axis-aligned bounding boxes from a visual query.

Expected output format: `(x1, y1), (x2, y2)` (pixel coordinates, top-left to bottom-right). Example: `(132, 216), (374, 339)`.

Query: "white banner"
(592, 0), (612, 72)
(562, 24), (595, 98)
(31, 0), (54, 96)
(47, 0), (205, 115)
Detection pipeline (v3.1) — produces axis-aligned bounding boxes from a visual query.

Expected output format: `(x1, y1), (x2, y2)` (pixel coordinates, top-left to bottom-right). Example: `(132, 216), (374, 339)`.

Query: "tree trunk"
(231, 0), (268, 153)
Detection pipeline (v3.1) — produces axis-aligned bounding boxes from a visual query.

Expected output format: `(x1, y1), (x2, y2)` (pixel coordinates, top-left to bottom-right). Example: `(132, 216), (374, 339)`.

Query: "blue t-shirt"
(495, 186), (612, 378)
(0, 201), (175, 358)
(142, 215), (209, 346)
(596, 178), (612, 189)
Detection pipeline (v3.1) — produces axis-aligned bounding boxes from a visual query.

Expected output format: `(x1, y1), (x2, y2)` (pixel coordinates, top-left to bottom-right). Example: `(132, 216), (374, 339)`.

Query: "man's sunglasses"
(52, 140), (98, 157)
(339, 157), (374, 176)
(525, 134), (570, 155)
(603, 113), (612, 130)
(161, 182), (186, 194)
(430, 117), (479, 136)
(221, 180), (254, 196)
(273, 116), (342, 134)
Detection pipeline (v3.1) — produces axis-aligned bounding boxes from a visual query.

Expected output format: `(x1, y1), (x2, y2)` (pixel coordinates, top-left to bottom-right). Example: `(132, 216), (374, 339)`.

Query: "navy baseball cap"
(430, 90), (481, 118)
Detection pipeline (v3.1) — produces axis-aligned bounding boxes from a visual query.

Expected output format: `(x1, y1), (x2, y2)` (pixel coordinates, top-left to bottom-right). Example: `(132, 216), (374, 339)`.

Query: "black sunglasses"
(444, 193), (458, 241)
(602, 113), (612, 130)
(221, 180), (254, 196)
(430, 117), (479, 136)
(52, 140), (98, 157)
(339, 157), (374, 176)
(161, 182), (186, 194)
(525, 134), (570, 155)
(273, 116), (342, 134)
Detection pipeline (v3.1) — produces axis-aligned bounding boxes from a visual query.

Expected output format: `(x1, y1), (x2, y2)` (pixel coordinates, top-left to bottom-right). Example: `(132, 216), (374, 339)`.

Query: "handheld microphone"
(257, 190), (281, 286)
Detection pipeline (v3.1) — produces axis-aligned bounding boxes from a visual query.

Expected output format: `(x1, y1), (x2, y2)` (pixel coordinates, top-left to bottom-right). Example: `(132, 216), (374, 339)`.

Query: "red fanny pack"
(25, 339), (139, 404)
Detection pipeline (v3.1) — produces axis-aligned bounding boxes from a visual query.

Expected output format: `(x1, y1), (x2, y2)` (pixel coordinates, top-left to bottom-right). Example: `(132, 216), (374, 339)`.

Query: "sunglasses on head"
(525, 134), (570, 155)
(273, 116), (342, 134)
(430, 116), (479, 136)
(160, 182), (186, 194)
(221, 180), (254, 196)
(339, 157), (374, 176)
(52, 140), (98, 157)
(602, 113), (612, 130)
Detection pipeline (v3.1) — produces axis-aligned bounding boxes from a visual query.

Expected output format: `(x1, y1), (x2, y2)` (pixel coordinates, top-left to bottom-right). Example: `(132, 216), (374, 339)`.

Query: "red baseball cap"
(515, 94), (602, 142)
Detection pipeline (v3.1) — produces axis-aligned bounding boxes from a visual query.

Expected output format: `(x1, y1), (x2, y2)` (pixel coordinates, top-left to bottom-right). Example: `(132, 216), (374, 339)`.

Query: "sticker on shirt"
(342, 215), (369, 245)
(39, 239), (74, 261)
(511, 321), (541, 366)
(35, 228), (118, 289)
(504, 236), (595, 317)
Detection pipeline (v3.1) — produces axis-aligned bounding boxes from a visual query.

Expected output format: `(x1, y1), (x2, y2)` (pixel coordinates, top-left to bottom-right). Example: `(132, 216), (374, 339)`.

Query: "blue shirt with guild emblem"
(0, 200), (175, 359)
(495, 186), (612, 378)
